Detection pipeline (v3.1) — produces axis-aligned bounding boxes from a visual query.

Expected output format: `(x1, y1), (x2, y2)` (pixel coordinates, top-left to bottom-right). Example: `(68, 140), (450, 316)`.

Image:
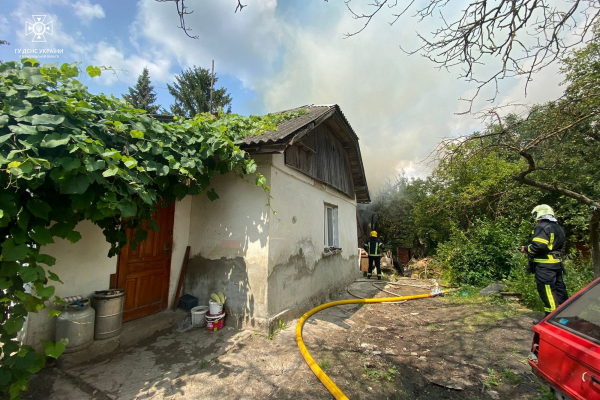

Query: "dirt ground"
(25, 279), (552, 400)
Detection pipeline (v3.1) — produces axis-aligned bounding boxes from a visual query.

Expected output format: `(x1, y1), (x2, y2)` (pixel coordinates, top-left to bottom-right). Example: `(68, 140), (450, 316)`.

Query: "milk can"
(92, 289), (125, 340)
(55, 298), (95, 353)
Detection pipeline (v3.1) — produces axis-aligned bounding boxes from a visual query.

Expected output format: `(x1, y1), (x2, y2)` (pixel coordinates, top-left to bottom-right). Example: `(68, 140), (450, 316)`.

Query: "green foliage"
(437, 218), (527, 285)
(123, 67), (160, 114)
(168, 65), (232, 117)
(0, 59), (303, 398)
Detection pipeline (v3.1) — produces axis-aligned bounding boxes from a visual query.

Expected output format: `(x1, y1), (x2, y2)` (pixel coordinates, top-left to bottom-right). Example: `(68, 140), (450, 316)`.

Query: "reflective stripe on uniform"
(532, 237), (549, 245)
(545, 285), (556, 311)
(533, 254), (562, 263)
(548, 233), (554, 250)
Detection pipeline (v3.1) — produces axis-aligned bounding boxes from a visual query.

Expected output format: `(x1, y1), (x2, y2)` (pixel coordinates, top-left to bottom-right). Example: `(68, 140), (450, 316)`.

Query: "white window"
(324, 204), (339, 247)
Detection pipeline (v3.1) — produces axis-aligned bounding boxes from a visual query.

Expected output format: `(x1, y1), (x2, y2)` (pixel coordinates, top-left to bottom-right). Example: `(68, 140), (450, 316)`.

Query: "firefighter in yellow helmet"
(364, 231), (385, 280)
(520, 205), (568, 316)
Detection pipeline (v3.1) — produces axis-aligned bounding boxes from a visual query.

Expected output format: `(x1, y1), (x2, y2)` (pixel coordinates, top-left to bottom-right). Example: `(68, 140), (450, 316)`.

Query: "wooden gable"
(284, 122), (355, 199)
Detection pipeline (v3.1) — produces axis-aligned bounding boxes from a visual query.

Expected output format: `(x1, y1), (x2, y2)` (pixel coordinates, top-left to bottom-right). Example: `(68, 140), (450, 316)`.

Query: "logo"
(26, 15), (53, 42)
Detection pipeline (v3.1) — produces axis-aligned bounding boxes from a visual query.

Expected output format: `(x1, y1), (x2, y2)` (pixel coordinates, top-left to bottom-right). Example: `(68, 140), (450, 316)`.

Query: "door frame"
(116, 203), (175, 322)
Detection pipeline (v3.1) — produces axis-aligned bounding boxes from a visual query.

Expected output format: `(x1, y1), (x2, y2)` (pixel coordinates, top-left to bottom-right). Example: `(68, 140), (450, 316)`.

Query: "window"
(324, 204), (339, 247)
(551, 280), (600, 343)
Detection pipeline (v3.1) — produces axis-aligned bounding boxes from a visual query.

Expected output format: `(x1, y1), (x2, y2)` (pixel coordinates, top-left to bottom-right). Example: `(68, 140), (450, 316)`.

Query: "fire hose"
(295, 286), (458, 400)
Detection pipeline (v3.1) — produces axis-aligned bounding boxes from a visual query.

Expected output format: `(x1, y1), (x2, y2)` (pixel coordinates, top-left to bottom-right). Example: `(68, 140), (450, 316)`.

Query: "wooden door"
(117, 203), (175, 322)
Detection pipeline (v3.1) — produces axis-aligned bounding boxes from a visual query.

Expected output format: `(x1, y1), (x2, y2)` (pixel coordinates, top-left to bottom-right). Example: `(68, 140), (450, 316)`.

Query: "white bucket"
(208, 299), (223, 315)
(191, 306), (208, 327)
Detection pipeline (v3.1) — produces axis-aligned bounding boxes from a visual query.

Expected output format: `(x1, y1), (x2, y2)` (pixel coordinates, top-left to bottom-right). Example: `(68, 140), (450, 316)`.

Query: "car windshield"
(551, 281), (600, 342)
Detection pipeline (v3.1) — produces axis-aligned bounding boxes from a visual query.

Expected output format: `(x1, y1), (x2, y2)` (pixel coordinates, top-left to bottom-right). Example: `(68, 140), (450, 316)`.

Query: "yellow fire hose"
(295, 289), (456, 400)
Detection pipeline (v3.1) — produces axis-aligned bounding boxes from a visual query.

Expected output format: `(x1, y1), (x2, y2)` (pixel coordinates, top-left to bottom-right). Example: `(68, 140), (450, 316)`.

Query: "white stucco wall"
(267, 154), (359, 317)
(184, 155), (272, 326)
(167, 197), (192, 309)
(24, 220), (118, 350)
(25, 199), (193, 349)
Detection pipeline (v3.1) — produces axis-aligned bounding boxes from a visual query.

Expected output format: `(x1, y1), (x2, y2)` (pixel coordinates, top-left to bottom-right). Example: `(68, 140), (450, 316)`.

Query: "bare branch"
(343, 0), (599, 105)
(235, 0), (247, 13)
(156, 0), (198, 39)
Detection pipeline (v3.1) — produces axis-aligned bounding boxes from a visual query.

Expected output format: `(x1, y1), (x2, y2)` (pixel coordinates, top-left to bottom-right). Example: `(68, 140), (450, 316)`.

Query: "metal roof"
(242, 105), (336, 145)
(242, 104), (370, 203)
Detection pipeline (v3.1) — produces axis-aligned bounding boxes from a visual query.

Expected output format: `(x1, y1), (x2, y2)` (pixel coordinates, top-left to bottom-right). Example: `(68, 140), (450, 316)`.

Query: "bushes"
(437, 218), (526, 285)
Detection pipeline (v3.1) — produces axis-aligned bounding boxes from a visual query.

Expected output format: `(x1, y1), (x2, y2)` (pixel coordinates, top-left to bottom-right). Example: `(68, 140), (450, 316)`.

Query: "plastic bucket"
(191, 306), (208, 327)
(205, 311), (225, 332)
(208, 299), (223, 315)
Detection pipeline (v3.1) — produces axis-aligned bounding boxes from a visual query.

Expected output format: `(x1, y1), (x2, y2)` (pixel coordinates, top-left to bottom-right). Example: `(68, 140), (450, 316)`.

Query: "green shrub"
(437, 218), (526, 285)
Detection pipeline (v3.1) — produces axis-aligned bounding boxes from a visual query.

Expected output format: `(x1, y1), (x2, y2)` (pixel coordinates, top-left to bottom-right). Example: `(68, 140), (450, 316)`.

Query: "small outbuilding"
(24, 104), (371, 351)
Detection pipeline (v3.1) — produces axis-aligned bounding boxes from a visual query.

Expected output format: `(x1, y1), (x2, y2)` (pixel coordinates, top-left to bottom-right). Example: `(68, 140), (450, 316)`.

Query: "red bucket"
(205, 311), (225, 332)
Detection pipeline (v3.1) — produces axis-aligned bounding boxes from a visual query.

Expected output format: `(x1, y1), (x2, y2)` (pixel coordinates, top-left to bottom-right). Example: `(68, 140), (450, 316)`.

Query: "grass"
(500, 369), (522, 385)
(481, 368), (522, 389)
(534, 387), (555, 400)
(267, 319), (287, 340)
(319, 358), (331, 371)
(461, 307), (522, 331)
(482, 368), (502, 389)
(426, 323), (439, 330)
(362, 364), (399, 382)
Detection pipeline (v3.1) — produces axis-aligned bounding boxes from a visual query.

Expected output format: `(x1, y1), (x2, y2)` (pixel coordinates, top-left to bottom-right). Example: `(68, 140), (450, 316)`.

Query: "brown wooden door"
(117, 203), (175, 322)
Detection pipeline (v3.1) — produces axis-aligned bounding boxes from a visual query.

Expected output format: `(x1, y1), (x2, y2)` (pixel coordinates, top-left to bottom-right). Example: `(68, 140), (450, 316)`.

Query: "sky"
(0, 0), (568, 192)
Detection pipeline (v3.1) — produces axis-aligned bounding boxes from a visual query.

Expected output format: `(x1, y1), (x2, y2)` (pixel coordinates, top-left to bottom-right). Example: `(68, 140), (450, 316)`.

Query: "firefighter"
(364, 231), (385, 280)
(520, 205), (569, 316)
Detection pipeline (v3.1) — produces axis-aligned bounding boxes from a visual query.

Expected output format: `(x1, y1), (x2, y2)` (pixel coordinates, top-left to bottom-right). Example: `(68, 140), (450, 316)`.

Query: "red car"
(529, 276), (600, 400)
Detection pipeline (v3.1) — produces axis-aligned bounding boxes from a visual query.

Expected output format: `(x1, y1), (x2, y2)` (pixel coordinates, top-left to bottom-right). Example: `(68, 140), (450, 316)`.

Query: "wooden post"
(172, 246), (191, 311)
(209, 60), (214, 114)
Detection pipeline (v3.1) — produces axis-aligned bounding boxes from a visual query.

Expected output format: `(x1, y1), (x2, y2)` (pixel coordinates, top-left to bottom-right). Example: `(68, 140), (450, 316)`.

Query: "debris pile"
(405, 257), (441, 279)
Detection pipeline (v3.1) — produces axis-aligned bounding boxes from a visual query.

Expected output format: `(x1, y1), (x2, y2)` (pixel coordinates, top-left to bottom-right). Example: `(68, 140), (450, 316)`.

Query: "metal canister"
(56, 298), (95, 353)
(92, 289), (125, 340)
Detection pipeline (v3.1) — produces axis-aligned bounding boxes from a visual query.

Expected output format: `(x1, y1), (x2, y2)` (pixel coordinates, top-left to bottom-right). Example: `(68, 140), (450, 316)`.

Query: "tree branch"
(514, 150), (600, 208)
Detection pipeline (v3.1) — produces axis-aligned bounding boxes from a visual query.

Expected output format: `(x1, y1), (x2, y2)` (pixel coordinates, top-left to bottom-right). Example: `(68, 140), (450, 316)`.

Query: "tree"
(439, 31), (600, 278)
(123, 67), (160, 114)
(167, 66), (232, 117)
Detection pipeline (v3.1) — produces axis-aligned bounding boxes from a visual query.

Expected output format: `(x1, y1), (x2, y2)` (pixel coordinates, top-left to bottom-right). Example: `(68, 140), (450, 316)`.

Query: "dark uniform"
(527, 219), (569, 315)
(365, 237), (384, 279)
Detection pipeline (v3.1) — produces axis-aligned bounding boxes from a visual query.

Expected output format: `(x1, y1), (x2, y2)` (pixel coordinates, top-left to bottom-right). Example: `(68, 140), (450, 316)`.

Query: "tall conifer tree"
(124, 67), (160, 113)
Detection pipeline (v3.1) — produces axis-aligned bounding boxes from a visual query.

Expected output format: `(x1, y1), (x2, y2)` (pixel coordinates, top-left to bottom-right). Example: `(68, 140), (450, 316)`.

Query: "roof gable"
(242, 105), (370, 203)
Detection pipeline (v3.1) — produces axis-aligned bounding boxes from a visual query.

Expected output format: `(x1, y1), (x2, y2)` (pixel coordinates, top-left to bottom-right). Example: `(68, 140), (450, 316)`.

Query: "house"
(23, 104), (371, 352)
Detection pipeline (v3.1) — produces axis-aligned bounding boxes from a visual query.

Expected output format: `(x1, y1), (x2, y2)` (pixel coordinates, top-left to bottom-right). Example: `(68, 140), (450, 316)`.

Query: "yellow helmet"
(532, 204), (555, 220)
(370, 231), (377, 237)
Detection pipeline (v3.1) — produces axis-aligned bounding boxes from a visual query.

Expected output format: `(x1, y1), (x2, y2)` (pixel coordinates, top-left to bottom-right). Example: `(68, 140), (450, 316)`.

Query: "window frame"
(549, 279), (600, 345)
(324, 204), (339, 248)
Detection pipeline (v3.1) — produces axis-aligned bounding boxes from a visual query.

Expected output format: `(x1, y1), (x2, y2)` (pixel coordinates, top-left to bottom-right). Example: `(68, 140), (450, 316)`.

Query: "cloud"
(91, 41), (174, 86)
(258, 2), (566, 191)
(0, 16), (10, 39)
(72, 0), (105, 22)
(132, 0), (283, 88)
